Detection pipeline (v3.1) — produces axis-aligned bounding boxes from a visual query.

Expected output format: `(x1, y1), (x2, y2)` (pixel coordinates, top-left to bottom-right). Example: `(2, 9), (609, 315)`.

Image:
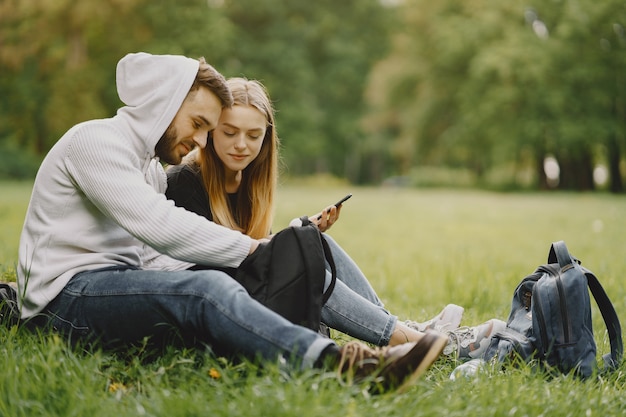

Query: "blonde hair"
(195, 77), (279, 239)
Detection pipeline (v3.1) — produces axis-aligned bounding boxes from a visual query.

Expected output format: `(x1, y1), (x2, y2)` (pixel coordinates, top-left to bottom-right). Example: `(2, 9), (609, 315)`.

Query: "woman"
(158, 78), (505, 354)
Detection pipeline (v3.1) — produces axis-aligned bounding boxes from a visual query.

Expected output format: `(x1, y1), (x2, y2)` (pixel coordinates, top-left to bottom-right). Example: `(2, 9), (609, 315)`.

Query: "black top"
(165, 164), (238, 221)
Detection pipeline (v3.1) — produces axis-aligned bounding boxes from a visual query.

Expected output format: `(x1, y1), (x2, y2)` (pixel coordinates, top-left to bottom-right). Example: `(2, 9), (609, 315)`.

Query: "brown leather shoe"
(337, 329), (447, 393)
(0, 282), (19, 326)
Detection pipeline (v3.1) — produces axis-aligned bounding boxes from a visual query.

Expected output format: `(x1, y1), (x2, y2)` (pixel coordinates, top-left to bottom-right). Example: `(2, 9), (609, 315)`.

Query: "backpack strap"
(548, 240), (580, 268)
(320, 235), (337, 304)
(299, 216), (337, 304)
(584, 268), (623, 369)
(549, 240), (623, 369)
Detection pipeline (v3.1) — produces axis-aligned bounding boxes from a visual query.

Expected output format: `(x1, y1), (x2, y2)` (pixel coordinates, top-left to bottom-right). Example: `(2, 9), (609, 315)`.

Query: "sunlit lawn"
(1, 180), (626, 416)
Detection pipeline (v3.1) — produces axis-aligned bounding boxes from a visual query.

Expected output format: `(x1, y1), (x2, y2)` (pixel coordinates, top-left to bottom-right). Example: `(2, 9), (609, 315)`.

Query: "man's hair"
(189, 57), (233, 107)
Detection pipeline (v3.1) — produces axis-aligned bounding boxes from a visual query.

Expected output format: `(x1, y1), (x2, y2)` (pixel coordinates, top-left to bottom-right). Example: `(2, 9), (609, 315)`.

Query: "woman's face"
(212, 104), (267, 174)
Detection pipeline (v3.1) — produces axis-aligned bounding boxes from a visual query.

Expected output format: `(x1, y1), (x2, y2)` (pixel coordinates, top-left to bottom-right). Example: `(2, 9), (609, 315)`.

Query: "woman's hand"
(310, 204), (342, 232)
(248, 237), (271, 254)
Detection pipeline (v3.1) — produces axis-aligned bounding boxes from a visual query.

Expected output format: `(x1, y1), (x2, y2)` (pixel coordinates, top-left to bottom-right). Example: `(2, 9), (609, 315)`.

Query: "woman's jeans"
(40, 266), (333, 369)
(322, 235), (397, 346)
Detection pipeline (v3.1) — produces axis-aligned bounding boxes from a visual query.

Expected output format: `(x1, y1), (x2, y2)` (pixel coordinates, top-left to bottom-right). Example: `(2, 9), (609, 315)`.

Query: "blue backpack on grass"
(485, 241), (623, 378)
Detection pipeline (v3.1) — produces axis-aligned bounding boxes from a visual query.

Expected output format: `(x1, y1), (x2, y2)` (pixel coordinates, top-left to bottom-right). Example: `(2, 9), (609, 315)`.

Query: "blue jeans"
(40, 266), (334, 369)
(322, 235), (397, 346)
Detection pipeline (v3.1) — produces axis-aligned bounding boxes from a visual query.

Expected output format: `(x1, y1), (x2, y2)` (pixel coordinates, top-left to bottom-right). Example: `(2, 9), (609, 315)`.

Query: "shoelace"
(337, 341), (378, 375)
(444, 326), (476, 355)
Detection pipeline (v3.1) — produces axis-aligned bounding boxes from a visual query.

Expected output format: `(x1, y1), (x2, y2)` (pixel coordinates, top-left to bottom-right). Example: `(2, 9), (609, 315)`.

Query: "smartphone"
(316, 193), (352, 220)
(332, 193), (353, 207)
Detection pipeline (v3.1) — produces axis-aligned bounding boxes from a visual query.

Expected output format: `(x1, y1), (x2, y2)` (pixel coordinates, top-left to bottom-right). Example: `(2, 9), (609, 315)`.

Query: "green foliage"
(0, 0), (231, 152)
(2, 0), (625, 188)
(216, 0), (394, 182)
(3, 182), (626, 414)
(366, 0), (626, 191)
(0, 142), (41, 180)
(0, 0), (392, 183)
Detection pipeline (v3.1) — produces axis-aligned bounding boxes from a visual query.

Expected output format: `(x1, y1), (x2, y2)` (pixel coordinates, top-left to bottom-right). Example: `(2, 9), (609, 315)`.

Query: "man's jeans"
(322, 235), (397, 346)
(41, 267), (333, 369)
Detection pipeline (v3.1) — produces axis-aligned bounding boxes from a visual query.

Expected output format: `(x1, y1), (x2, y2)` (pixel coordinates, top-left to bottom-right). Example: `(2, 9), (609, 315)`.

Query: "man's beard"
(154, 124), (179, 165)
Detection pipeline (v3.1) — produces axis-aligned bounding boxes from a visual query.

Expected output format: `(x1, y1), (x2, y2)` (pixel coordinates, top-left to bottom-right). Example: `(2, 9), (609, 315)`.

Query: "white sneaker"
(445, 318), (507, 360)
(405, 304), (465, 333)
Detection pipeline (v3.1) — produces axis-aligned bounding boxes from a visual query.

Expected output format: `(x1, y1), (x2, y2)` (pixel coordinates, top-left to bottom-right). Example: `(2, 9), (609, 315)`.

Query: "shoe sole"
(395, 330), (448, 394)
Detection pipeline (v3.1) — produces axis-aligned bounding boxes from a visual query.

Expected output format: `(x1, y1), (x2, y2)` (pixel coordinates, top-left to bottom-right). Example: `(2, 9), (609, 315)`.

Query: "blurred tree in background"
(1, 0), (625, 191)
(366, 0), (626, 191)
(0, 0), (234, 176)
(217, 0), (393, 182)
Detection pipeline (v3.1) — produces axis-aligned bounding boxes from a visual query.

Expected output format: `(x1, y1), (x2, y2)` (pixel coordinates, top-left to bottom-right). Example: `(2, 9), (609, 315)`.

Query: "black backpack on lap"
(192, 218), (336, 332)
(235, 220), (336, 331)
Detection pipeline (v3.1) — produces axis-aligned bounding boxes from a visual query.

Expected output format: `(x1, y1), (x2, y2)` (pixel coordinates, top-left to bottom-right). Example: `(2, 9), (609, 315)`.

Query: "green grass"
(1, 181), (626, 416)
(0, 180), (31, 275)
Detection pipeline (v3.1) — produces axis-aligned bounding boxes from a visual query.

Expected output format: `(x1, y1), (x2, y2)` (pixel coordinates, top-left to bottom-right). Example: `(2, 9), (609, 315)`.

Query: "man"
(17, 52), (447, 392)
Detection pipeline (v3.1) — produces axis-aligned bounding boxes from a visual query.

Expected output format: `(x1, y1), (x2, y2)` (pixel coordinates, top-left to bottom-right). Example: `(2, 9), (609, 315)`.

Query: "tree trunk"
(558, 149), (595, 191)
(607, 133), (623, 193)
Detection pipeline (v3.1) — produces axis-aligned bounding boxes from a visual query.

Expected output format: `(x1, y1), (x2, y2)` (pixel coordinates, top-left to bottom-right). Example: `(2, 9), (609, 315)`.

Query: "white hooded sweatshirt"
(17, 52), (253, 318)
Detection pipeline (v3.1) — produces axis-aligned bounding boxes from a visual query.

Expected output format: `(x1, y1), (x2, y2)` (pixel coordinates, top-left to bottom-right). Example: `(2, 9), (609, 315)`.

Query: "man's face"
(155, 87), (222, 165)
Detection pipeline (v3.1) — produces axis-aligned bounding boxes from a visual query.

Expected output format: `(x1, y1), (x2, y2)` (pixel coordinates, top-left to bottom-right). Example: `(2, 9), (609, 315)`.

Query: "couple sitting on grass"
(15, 52), (504, 394)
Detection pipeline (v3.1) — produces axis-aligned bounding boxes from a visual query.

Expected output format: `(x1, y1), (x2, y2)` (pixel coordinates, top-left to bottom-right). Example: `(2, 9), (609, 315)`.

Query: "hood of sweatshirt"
(114, 52), (200, 162)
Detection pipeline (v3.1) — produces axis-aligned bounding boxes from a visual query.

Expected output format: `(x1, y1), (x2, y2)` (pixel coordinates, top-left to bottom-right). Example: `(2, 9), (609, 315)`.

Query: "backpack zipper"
(555, 272), (572, 343)
(533, 285), (550, 351)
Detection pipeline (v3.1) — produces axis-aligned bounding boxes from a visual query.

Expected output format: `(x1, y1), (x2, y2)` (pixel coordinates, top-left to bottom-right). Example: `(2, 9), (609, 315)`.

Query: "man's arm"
(65, 126), (252, 268)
